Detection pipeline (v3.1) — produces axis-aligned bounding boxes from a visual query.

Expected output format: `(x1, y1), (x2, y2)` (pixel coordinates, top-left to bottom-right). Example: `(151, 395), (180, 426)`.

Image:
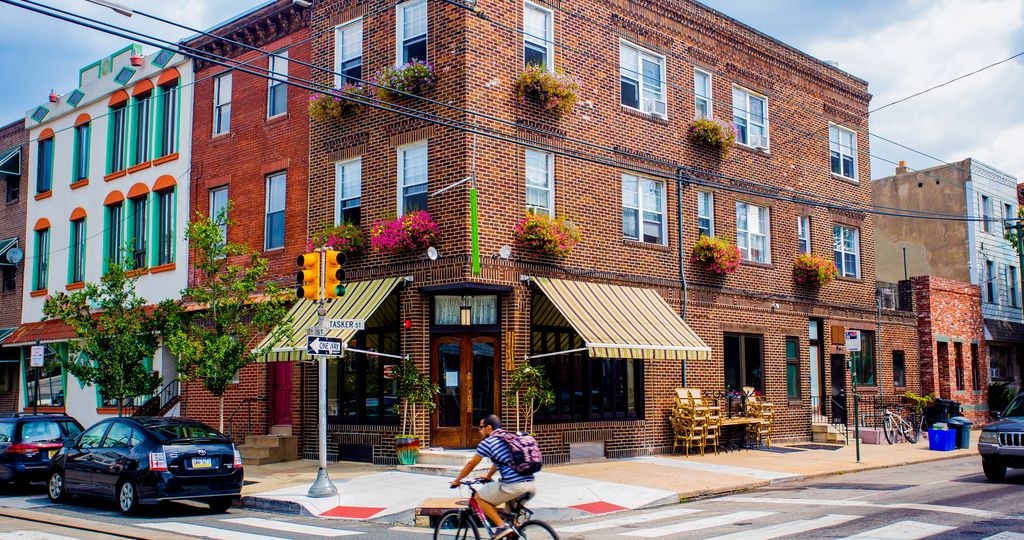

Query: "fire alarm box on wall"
(831, 325), (846, 345)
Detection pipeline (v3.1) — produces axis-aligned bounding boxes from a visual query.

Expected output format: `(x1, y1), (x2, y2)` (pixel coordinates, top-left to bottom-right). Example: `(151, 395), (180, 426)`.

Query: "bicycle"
(434, 479), (558, 540)
(882, 404), (923, 444)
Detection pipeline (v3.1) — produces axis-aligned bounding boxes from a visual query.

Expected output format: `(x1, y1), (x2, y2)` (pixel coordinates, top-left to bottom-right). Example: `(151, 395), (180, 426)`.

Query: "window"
(622, 174), (665, 244)
(619, 41), (666, 117)
(335, 158), (361, 226)
(970, 343), (980, 390)
(327, 296), (400, 425)
(893, 350), (906, 388)
(36, 137), (53, 193)
(1004, 202), (1014, 225)
(694, 69), (712, 119)
(434, 295), (499, 326)
(991, 345), (1013, 381)
(33, 228), (48, 291)
(398, 141), (428, 215)
(981, 194), (992, 233)
(985, 260), (996, 303)
(850, 330), (876, 386)
(106, 202), (124, 268)
(213, 73), (232, 135)
(525, 149), (554, 216)
(158, 82), (178, 157)
(109, 103), (128, 173)
(210, 187), (228, 241)
(396, 0), (427, 63)
(1, 265), (14, 292)
(24, 349), (61, 407)
(265, 173), (286, 250)
(724, 333), (763, 392)
(5, 174), (17, 202)
(697, 191), (714, 238)
(732, 87), (768, 148)
(70, 218), (85, 284)
(101, 422), (134, 448)
(335, 19), (363, 86)
(156, 188), (174, 266)
(132, 92), (151, 166)
(130, 196), (147, 269)
(1008, 265), (1019, 308)
(833, 225), (860, 278)
(786, 336), (800, 400)
(828, 124), (857, 180)
(954, 342), (965, 391)
(20, 422), (61, 444)
(736, 202), (771, 263)
(73, 123), (90, 182)
(77, 424), (107, 449)
(798, 215), (811, 254)
(268, 51), (288, 117)
(523, 2), (553, 68)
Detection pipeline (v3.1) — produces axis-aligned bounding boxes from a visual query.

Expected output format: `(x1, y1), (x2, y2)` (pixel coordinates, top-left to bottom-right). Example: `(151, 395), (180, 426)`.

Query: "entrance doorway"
(431, 335), (500, 448)
(268, 361), (293, 427)
(830, 354), (847, 425)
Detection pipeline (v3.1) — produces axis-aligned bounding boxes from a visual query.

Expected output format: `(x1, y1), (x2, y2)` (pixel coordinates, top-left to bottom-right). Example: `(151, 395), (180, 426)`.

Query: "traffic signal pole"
(307, 247), (338, 499)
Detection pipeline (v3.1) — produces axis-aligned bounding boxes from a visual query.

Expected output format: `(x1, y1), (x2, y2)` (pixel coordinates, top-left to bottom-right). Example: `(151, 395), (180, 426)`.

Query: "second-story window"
(697, 191), (714, 237)
(130, 195), (148, 269)
(335, 158), (361, 226)
(109, 103), (128, 173)
(268, 51), (288, 117)
(737, 202), (770, 263)
(833, 224), (860, 278)
(397, 0), (427, 64)
(732, 86), (768, 148)
(33, 227), (49, 291)
(829, 124), (857, 180)
(335, 19), (363, 86)
(1009, 265), (1019, 308)
(619, 41), (666, 117)
(210, 186), (228, 241)
(694, 69), (712, 119)
(398, 141), (428, 215)
(622, 174), (665, 244)
(73, 122), (90, 182)
(106, 201), (124, 268)
(158, 81), (178, 157)
(132, 92), (151, 166)
(265, 173), (286, 250)
(523, 2), (553, 68)
(36, 136), (53, 193)
(525, 149), (553, 216)
(798, 215), (811, 254)
(981, 194), (992, 233)
(986, 260), (996, 303)
(70, 217), (85, 284)
(156, 188), (174, 266)
(213, 73), (232, 135)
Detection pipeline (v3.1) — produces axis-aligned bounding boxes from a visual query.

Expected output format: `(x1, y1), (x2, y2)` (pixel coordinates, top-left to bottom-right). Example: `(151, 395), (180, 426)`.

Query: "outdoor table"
(719, 417), (763, 452)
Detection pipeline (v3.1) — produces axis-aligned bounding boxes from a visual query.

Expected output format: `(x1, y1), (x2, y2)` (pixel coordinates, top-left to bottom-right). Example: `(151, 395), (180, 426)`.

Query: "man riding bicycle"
(451, 415), (537, 540)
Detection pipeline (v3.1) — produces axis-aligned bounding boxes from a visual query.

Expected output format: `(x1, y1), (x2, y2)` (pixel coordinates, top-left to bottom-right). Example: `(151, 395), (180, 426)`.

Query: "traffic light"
(323, 250), (347, 299)
(295, 253), (320, 300)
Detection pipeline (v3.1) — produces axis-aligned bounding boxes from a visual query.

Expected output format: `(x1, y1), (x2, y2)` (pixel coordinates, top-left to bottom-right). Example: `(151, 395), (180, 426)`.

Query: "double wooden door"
(431, 335), (500, 448)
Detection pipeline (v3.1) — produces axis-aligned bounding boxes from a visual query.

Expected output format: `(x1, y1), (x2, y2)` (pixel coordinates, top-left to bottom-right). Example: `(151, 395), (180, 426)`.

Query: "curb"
(241, 495), (308, 516)
(0, 507), (190, 540)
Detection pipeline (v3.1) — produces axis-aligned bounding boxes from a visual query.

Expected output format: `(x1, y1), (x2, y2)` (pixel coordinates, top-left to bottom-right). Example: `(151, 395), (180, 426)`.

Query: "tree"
(503, 362), (554, 434)
(165, 204), (291, 431)
(391, 359), (439, 438)
(1005, 205), (1024, 256)
(42, 260), (177, 416)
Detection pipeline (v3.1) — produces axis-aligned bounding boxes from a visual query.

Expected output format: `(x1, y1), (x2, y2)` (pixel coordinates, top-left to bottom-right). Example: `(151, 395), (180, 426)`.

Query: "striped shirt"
(476, 429), (535, 483)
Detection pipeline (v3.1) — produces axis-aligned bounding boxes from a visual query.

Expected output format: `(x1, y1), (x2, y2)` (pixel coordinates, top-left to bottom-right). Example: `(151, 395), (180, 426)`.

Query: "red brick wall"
(0, 120), (27, 331)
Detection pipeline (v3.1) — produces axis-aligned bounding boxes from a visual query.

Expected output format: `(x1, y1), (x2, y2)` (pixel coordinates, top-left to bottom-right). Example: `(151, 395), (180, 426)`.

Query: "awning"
(253, 277), (403, 362)
(0, 146), (20, 175)
(0, 327), (15, 345)
(0, 238), (17, 262)
(530, 277), (710, 361)
(2, 319), (77, 347)
(985, 319), (1024, 344)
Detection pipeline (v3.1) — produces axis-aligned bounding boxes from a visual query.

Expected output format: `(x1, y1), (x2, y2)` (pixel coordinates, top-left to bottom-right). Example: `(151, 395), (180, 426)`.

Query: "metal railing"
(227, 395), (268, 441)
(810, 395), (850, 445)
(115, 378), (180, 417)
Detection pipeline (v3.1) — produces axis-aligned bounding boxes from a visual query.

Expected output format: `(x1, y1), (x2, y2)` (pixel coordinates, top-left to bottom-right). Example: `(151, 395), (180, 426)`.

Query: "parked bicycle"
(882, 404), (924, 445)
(434, 479), (558, 540)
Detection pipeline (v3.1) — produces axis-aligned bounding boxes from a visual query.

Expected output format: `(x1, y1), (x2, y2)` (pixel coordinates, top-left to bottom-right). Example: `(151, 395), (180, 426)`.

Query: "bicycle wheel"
(903, 420), (919, 444)
(434, 509), (481, 540)
(883, 414), (897, 445)
(518, 520), (559, 540)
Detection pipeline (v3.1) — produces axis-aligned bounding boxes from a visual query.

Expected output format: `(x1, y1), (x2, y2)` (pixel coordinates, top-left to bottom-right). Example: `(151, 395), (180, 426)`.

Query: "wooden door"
(431, 335), (500, 448)
(269, 361), (293, 426)
(830, 354), (847, 425)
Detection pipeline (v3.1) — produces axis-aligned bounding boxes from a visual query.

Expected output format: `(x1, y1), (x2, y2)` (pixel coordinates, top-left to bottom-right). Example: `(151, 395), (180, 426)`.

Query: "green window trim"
(785, 336), (800, 400)
(36, 137), (54, 193)
(151, 188), (176, 267)
(72, 123), (91, 182)
(103, 201), (125, 274)
(127, 195), (148, 269)
(152, 80), (181, 158)
(67, 218), (87, 284)
(95, 354), (154, 408)
(22, 343), (68, 409)
(129, 94), (152, 167)
(106, 104), (128, 174)
(32, 228), (49, 291)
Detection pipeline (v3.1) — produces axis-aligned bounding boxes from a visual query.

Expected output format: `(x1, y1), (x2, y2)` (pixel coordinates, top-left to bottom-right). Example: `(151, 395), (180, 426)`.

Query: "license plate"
(191, 457), (213, 468)
(48, 450), (56, 459)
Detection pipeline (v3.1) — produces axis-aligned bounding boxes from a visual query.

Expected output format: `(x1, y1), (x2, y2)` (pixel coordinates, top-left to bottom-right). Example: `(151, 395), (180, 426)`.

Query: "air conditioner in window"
(750, 134), (769, 150)
(642, 98), (666, 117)
(991, 367), (1001, 379)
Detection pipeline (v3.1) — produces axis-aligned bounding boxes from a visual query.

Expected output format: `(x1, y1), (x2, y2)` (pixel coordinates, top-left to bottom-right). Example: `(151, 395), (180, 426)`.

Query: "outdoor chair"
(670, 411), (707, 457)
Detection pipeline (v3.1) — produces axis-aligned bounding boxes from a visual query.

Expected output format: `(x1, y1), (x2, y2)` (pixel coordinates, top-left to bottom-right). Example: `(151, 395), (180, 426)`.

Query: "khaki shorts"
(476, 480), (536, 507)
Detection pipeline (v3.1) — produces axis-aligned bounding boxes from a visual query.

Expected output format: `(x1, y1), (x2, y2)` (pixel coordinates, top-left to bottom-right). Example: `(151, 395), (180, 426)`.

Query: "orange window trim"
(104, 191), (125, 205)
(157, 68), (180, 87)
(127, 183), (149, 199)
(108, 90), (129, 107)
(132, 79), (154, 97)
(74, 113), (91, 126)
(66, 282), (85, 291)
(38, 128), (55, 140)
(70, 207), (87, 221)
(153, 175), (176, 192)
(70, 179), (90, 190)
(33, 218), (50, 231)
(33, 191), (52, 201)
(29, 289), (48, 297)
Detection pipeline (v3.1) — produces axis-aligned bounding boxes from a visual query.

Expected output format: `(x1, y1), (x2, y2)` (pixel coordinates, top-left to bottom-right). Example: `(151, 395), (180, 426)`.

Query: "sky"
(0, 0), (1021, 181)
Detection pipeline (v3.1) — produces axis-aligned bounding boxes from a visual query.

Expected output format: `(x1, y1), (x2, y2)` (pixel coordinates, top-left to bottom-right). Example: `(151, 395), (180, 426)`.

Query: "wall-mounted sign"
(845, 330), (862, 353)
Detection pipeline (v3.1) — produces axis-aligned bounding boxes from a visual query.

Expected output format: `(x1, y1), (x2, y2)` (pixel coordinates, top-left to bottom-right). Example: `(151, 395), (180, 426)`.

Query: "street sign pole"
(308, 247), (337, 499)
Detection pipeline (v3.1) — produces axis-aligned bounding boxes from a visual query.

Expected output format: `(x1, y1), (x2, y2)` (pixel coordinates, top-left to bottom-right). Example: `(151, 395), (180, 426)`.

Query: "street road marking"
(0, 532), (83, 540)
(557, 509), (702, 533)
(622, 511), (775, 538)
(720, 495), (1005, 519)
(841, 520), (954, 539)
(706, 513), (863, 540)
(627, 457), (797, 481)
(138, 522), (289, 540)
(222, 517), (363, 536)
(985, 534), (1024, 540)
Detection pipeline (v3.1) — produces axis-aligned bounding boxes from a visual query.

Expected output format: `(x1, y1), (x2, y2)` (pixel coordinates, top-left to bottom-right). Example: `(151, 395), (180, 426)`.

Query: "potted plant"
(691, 235), (741, 275)
(376, 60), (436, 101)
(306, 223), (364, 255)
(308, 83), (373, 123)
(503, 363), (555, 434)
(391, 359), (440, 465)
(687, 117), (737, 157)
(513, 65), (580, 117)
(792, 253), (839, 287)
(370, 211), (440, 255)
(513, 212), (581, 257)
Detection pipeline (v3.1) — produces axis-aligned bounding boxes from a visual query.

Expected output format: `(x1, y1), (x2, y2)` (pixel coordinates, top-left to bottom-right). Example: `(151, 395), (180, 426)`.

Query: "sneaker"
(491, 526), (514, 539)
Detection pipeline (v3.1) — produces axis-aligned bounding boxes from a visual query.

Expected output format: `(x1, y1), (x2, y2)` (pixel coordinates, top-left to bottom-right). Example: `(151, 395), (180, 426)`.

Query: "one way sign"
(307, 336), (343, 356)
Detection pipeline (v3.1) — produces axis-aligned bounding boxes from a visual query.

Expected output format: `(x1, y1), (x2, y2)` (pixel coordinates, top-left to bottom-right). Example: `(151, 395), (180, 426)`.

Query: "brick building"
(180, 0), (311, 441)
(0, 119), (28, 412)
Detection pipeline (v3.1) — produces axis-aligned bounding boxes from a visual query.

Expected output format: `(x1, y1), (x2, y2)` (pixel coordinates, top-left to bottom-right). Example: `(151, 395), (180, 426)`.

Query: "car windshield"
(0, 422), (14, 443)
(1004, 396), (1024, 418)
(21, 421), (62, 443)
(60, 421), (83, 438)
(147, 422), (224, 441)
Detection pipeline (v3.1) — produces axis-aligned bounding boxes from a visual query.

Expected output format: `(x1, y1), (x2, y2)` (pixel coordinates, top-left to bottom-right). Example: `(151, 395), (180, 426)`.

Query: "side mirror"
(63, 439), (74, 448)
(991, 411), (1002, 420)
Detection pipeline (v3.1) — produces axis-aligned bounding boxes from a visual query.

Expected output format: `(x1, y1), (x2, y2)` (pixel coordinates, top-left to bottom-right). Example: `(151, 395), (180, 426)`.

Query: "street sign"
(383, 364), (396, 379)
(326, 319), (365, 331)
(307, 336), (343, 356)
(30, 345), (45, 367)
(845, 330), (862, 352)
(307, 326), (327, 337)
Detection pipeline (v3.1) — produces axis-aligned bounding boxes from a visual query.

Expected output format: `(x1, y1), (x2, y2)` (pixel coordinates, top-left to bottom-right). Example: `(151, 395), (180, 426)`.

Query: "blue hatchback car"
(0, 413), (83, 486)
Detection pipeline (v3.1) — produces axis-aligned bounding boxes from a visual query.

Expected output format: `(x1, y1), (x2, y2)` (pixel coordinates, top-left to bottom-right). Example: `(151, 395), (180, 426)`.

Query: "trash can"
(948, 416), (972, 449)
(927, 398), (962, 426)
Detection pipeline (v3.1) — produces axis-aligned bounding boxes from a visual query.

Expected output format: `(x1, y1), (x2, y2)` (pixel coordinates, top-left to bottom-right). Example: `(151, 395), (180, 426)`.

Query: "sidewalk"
(240, 433), (980, 525)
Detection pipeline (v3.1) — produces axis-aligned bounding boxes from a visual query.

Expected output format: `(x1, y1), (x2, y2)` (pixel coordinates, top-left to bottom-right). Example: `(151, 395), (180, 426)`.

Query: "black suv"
(979, 392), (1024, 481)
(0, 413), (84, 486)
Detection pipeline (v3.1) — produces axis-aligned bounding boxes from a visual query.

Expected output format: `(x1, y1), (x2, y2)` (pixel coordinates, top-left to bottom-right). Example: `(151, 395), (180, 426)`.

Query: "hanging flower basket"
(793, 253), (839, 287)
(370, 211), (440, 254)
(376, 60), (437, 101)
(687, 117), (738, 157)
(514, 212), (581, 257)
(306, 223), (365, 255)
(691, 235), (741, 275)
(514, 65), (580, 117)
(308, 83), (374, 122)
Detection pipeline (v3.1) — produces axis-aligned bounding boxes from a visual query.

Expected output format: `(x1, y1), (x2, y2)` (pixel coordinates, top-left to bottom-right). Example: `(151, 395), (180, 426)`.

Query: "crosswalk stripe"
(841, 520), (955, 539)
(984, 533), (1024, 540)
(557, 509), (703, 533)
(706, 513), (863, 540)
(621, 511), (775, 538)
(222, 517), (363, 536)
(720, 496), (1004, 519)
(138, 522), (289, 540)
(0, 532), (83, 540)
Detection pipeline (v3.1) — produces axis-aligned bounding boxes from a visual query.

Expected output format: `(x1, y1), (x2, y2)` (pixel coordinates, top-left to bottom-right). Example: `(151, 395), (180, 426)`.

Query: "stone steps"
(238, 435), (298, 465)
(397, 449), (492, 477)
(812, 423), (849, 444)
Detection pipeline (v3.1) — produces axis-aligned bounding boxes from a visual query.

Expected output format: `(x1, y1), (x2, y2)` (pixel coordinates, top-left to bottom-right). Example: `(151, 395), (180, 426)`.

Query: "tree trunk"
(515, 392), (521, 432)
(219, 395), (225, 433)
(402, 398), (409, 435)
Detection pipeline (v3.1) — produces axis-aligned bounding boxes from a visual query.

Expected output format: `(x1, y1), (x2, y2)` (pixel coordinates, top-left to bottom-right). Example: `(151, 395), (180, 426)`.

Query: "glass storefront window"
(851, 331), (876, 386)
(327, 295), (400, 425)
(434, 295), (498, 326)
(24, 346), (63, 407)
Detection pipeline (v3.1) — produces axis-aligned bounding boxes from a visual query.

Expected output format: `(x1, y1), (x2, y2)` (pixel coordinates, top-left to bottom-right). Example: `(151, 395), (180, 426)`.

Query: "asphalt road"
(0, 457), (1022, 539)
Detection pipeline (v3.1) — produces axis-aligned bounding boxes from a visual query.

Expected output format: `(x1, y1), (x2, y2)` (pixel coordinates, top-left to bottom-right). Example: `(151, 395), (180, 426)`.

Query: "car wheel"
(983, 460), (1007, 482)
(207, 497), (234, 513)
(47, 471), (69, 503)
(117, 479), (140, 516)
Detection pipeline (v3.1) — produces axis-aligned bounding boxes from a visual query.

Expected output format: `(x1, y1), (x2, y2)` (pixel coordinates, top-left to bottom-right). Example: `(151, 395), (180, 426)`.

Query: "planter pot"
(395, 436), (420, 465)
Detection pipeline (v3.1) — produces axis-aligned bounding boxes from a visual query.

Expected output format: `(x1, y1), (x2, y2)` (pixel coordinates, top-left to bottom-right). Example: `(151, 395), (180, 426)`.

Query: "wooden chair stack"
(742, 386), (774, 448)
(670, 388), (722, 456)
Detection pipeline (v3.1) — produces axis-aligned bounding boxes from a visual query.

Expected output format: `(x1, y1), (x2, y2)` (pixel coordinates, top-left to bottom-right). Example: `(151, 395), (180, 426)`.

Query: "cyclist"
(451, 414), (537, 540)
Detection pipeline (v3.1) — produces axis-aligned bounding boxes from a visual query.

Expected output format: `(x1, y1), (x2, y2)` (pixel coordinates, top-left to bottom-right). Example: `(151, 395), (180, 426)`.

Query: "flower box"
(514, 65), (580, 117)
(514, 212), (580, 257)
(691, 235), (741, 275)
(687, 117), (738, 157)
(308, 83), (373, 122)
(376, 61), (436, 101)
(793, 253), (839, 287)
(307, 223), (364, 255)
(370, 211), (440, 254)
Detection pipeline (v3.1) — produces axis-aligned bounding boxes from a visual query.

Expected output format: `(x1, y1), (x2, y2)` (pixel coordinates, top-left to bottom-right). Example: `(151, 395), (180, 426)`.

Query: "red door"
(269, 361), (293, 426)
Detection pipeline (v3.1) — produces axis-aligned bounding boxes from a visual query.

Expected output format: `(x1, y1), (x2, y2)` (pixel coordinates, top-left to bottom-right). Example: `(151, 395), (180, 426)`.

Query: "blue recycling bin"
(928, 429), (955, 451)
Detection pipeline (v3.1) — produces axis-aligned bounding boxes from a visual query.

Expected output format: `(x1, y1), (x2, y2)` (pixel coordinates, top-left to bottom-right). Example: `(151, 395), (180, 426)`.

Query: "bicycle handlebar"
(450, 478), (493, 489)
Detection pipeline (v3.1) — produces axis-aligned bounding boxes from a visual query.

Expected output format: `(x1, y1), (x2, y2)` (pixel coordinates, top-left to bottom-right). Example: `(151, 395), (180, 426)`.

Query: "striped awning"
(531, 277), (710, 361)
(0, 146), (20, 175)
(253, 277), (402, 362)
